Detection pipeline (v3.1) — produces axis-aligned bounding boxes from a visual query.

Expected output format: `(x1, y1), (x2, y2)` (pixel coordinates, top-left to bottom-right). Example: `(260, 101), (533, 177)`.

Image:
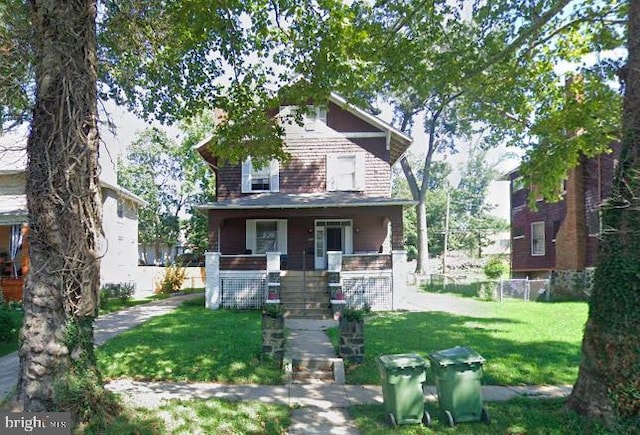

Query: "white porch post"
(327, 251), (342, 272)
(266, 252), (281, 272)
(205, 252), (221, 310)
(392, 250), (407, 310)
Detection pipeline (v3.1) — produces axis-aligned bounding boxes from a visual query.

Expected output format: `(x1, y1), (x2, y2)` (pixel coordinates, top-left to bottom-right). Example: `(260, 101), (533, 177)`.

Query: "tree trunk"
(565, 0), (640, 422)
(415, 194), (429, 275)
(18, 0), (102, 414)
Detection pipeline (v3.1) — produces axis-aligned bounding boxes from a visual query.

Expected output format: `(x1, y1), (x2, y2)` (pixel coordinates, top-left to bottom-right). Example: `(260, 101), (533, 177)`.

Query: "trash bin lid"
(378, 353), (427, 369)
(427, 346), (485, 366)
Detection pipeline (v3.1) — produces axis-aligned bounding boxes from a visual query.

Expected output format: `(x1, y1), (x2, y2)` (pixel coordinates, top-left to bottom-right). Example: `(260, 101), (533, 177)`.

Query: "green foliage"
(97, 298), (284, 384)
(155, 265), (187, 295)
(0, 303), (17, 343)
(262, 302), (284, 318)
(484, 256), (508, 280)
(340, 304), (371, 322)
(100, 282), (135, 305)
(118, 128), (188, 248)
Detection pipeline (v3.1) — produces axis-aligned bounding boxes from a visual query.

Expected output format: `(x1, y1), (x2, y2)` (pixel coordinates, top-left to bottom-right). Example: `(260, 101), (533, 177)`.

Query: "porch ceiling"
(0, 194), (27, 225)
(197, 192), (416, 210)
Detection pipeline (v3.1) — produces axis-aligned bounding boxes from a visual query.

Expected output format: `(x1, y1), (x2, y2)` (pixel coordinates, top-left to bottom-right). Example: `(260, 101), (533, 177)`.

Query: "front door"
(314, 220), (353, 269)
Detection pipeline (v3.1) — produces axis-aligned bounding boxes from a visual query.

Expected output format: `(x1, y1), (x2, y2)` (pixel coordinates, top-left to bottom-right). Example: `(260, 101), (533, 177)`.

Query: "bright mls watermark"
(1, 412), (70, 435)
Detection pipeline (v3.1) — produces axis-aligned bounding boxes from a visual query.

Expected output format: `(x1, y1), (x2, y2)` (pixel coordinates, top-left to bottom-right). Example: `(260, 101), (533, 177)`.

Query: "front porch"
(205, 250), (406, 315)
(0, 223), (29, 302)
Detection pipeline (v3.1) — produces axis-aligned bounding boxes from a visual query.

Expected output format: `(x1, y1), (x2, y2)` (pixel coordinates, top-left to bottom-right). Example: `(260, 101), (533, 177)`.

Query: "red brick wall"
(208, 205), (405, 269)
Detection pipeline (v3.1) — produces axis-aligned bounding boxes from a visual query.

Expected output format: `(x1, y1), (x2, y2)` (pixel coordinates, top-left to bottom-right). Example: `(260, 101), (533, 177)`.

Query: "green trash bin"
(377, 353), (431, 427)
(427, 346), (490, 427)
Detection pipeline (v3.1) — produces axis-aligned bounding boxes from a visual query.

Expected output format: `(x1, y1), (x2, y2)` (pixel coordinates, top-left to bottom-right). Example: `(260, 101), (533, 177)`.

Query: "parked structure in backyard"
(196, 93), (415, 316)
(0, 135), (146, 301)
(503, 144), (620, 298)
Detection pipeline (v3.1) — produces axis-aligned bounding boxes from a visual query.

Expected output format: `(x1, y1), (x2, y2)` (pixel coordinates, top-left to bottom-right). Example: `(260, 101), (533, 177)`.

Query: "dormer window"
(241, 157), (279, 193)
(304, 106), (327, 131)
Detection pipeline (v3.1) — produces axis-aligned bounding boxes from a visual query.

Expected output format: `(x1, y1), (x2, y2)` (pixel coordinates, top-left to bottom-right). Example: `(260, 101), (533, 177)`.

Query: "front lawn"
(97, 297), (284, 384)
(329, 299), (588, 386)
(82, 397), (290, 434)
(350, 398), (630, 434)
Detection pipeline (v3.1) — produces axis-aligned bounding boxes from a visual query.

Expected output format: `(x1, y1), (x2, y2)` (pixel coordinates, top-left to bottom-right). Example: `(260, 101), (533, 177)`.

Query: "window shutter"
(270, 159), (280, 192)
(354, 152), (366, 191)
(326, 154), (337, 191)
(277, 219), (288, 254)
(344, 224), (353, 254)
(241, 158), (252, 193)
(245, 219), (256, 253)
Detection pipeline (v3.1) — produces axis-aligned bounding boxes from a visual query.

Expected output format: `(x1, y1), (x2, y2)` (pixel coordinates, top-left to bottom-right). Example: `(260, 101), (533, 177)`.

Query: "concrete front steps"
(280, 271), (332, 319)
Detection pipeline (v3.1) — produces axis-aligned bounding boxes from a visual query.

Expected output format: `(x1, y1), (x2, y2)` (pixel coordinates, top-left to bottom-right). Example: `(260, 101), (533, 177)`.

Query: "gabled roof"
(196, 192), (416, 211)
(195, 92), (413, 165)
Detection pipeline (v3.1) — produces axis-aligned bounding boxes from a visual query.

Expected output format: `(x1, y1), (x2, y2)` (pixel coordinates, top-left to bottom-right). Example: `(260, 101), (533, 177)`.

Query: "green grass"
(350, 398), (635, 434)
(97, 297), (284, 384)
(99, 298), (156, 315)
(330, 300), (588, 386)
(82, 397), (290, 434)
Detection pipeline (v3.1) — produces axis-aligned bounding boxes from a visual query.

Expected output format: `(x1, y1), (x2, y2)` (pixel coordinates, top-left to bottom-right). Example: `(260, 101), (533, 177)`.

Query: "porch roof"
(196, 192), (416, 210)
(0, 194), (27, 225)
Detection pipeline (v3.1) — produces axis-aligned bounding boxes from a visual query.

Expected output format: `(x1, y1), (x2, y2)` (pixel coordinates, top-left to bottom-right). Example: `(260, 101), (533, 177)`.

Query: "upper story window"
(513, 176), (525, 192)
(241, 157), (279, 193)
(531, 221), (545, 256)
(304, 106), (327, 131)
(327, 152), (365, 192)
(117, 198), (125, 219)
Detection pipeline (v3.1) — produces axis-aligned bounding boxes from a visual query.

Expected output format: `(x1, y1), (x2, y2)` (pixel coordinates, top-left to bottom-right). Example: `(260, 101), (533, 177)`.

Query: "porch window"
(531, 221), (545, 256)
(326, 153), (365, 191)
(241, 157), (279, 193)
(246, 219), (287, 254)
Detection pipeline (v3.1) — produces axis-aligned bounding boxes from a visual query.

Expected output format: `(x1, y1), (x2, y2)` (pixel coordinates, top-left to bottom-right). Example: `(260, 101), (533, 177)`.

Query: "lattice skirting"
(342, 273), (392, 310)
(220, 277), (266, 309)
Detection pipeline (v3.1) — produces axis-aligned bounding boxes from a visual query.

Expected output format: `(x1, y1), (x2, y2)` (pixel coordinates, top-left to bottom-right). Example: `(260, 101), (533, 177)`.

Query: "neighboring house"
(503, 145), (620, 285)
(0, 136), (146, 301)
(196, 93), (415, 315)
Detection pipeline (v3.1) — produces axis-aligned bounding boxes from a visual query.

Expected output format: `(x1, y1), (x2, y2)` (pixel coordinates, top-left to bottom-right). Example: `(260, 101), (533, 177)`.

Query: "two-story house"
(0, 134), (146, 301)
(196, 93), (415, 316)
(504, 145), (620, 297)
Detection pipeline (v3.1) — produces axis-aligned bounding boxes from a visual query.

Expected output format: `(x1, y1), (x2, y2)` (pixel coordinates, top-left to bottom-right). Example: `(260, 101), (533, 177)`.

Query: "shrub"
(155, 265), (186, 295)
(0, 303), (17, 343)
(484, 256), (508, 280)
(340, 304), (371, 322)
(100, 282), (135, 306)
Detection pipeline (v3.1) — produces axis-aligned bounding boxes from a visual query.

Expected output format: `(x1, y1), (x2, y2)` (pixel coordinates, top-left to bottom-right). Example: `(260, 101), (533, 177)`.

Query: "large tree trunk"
(565, 0), (640, 422)
(18, 0), (102, 413)
(415, 194), (429, 275)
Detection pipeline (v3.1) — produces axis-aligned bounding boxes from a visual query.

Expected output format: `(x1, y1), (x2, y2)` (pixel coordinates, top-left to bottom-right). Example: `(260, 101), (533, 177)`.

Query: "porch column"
(392, 250), (407, 310)
(205, 252), (221, 310)
(266, 252), (281, 301)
